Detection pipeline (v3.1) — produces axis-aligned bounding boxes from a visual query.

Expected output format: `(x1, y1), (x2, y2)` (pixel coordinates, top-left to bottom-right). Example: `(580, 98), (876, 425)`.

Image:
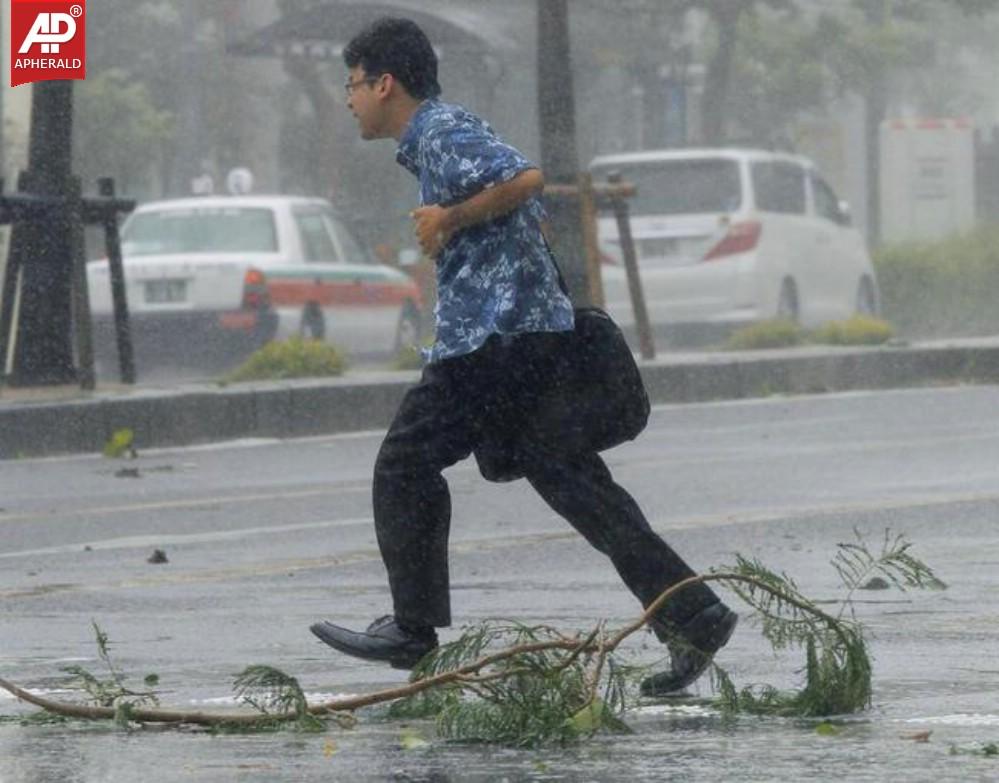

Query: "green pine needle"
(232, 665), (326, 732)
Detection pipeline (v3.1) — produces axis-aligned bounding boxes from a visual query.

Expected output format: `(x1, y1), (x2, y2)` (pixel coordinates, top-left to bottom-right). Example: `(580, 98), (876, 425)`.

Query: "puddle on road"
(3, 692), (999, 782)
(900, 713), (999, 727)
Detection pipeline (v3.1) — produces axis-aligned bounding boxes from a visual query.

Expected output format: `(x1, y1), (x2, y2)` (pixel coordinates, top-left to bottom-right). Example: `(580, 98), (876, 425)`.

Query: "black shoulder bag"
(473, 245), (650, 481)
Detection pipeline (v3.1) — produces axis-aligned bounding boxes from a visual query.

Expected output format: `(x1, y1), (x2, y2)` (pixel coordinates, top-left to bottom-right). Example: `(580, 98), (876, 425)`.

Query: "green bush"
(811, 316), (893, 346)
(873, 224), (999, 339)
(224, 337), (346, 382)
(725, 319), (805, 350)
(391, 344), (425, 371)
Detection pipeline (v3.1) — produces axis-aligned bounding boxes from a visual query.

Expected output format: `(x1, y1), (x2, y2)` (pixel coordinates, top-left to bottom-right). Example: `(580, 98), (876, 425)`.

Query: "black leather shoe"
(310, 615), (438, 670)
(640, 602), (738, 697)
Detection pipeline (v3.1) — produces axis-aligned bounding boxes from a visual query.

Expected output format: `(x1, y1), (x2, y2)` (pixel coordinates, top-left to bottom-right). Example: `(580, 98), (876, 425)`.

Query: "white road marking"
(0, 516), (375, 559)
(0, 485), (369, 525)
(3, 489), (998, 600)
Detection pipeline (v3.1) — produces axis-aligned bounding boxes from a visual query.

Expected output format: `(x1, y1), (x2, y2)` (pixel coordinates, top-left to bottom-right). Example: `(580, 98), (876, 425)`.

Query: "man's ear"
(376, 72), (395, 99)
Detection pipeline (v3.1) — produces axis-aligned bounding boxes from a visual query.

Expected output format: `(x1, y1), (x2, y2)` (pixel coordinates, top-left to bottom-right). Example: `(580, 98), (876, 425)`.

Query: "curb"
(3, 342), (999, 460)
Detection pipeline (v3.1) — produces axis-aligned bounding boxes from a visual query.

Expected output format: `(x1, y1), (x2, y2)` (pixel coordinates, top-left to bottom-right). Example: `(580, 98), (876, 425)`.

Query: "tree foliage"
(74, 69), (174, 195)
(76, 0), (271, 198)
(660, 0), (999, 145)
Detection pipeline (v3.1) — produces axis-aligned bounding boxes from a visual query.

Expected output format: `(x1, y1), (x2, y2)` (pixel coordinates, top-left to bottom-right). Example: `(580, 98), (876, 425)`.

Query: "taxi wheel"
(395, 303), (422, 351)
(300, 305), (326, 340)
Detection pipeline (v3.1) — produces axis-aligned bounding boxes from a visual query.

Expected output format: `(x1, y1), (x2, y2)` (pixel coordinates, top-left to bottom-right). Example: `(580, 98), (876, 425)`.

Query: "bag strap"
(541, 233), (571, 298)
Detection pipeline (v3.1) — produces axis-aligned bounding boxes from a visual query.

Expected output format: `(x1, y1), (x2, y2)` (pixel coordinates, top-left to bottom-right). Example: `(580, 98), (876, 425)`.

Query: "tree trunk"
(282, 56), (339, 199)
(701, 4), (743, 145)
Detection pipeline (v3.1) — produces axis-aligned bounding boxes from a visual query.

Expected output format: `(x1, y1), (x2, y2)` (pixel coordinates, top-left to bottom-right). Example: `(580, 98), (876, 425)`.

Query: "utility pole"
(175, 0), (204, 195)
(863, 0), (889, 247)
(536, 0), (590, 305)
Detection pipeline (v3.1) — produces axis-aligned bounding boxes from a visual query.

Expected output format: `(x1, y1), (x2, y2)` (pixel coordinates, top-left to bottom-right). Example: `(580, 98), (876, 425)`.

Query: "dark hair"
(343, 17), (441, 100)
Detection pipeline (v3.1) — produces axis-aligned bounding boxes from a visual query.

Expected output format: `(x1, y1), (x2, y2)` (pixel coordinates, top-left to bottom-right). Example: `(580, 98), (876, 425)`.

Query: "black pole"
(98, 177), (136, 384)
(7, 81), (77, 385)
(0, 0), (4, 368)
(67, 176), (95, 390)
(536, 0), (590, 306)
(0, 9), (4, 179)
(0, 175), (21, 375)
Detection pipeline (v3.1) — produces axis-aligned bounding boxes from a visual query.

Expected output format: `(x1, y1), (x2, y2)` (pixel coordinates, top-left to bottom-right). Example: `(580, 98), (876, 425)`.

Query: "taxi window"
(122, 207), (277, 255)
(326, 214), (371, 265)
(294, 211), (340, 263)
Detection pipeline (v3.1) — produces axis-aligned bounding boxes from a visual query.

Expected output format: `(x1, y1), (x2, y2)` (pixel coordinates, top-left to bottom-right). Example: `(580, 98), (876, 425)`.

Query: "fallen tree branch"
(0, 637), (606, 726)
(0, 569), (870, 728)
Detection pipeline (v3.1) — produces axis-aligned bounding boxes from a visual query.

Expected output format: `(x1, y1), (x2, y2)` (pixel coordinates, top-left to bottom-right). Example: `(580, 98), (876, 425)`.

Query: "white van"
(589, 148), (879, 335)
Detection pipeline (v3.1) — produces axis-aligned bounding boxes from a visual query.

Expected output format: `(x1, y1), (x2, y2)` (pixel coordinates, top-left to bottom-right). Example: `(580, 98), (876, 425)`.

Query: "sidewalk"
(3, 336), (999, 459)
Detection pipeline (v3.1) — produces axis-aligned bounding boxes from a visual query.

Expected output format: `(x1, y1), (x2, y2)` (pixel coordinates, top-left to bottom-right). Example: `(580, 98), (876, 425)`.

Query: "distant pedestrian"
(310, 16), (736, 696)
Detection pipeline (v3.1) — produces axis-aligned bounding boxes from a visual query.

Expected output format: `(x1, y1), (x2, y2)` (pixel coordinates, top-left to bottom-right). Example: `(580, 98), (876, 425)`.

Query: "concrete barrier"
(3, 340), (999, 460)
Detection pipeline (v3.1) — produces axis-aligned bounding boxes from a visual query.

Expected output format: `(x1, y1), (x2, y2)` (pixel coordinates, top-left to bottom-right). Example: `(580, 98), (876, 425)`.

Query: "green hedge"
(810, 316), (893, 346)
(726, 317), (893, 351)
(873, 225), (999, 339)
(726, 319), (804, 350)
(223, 337), (346, 382)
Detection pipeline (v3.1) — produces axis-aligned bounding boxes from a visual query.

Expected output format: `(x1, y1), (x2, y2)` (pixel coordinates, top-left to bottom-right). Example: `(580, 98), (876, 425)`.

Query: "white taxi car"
(87, 196), (423, 360)
(590, 148), (879, 337)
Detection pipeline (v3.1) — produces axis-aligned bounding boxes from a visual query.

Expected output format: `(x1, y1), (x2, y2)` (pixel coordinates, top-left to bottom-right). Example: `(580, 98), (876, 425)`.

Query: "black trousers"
(372, 332), (720, 628)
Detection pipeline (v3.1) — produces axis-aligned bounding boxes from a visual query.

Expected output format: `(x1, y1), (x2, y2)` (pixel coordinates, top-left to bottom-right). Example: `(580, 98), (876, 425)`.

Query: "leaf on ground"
(566, 699), (606, 735)
(103, 429), (135, 459)
(901, 730), (932, 743)
(399, 728), (429, 750)
(815, 721), (841, 736)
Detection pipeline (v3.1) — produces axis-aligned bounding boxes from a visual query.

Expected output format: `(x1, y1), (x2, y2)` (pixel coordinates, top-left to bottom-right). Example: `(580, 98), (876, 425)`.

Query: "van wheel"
(395, 302), (422, 351)
(300, 305), (325, 340)
(776, 279), (799, 323)
(856, 277), (878, 317)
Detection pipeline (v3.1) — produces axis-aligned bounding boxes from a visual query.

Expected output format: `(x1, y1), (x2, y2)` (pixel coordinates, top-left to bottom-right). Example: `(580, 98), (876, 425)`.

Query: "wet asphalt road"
(2, 385), (999, 782)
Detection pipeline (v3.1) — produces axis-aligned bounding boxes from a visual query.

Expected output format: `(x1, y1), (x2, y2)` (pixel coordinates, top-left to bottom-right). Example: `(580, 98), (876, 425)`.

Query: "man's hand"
(411, 205), (454, 257)
(410, 169), (545, 257)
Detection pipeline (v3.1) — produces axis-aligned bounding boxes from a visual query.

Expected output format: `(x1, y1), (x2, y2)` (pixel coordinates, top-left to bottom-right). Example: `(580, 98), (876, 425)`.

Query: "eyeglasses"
(344, 75), (381, 96)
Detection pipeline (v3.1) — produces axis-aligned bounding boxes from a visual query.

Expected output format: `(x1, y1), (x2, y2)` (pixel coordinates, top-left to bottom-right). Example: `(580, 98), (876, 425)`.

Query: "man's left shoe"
(310, 615), (438, 670)
(640, 602), (738, 697)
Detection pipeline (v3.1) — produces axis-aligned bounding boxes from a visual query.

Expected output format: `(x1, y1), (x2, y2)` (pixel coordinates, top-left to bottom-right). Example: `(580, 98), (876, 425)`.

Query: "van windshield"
(590, 158), (741, 217)
(122, 207), (278, 256)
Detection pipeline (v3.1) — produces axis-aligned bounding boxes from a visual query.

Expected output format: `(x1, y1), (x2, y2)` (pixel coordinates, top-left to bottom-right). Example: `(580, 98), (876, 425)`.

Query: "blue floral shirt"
(396, 99), (574, 363)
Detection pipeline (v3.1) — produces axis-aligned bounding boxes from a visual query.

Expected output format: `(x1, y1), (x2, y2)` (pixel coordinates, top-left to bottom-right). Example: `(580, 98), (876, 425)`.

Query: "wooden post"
(607, 172), (655, 360)
(576, 172), (605, 308)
